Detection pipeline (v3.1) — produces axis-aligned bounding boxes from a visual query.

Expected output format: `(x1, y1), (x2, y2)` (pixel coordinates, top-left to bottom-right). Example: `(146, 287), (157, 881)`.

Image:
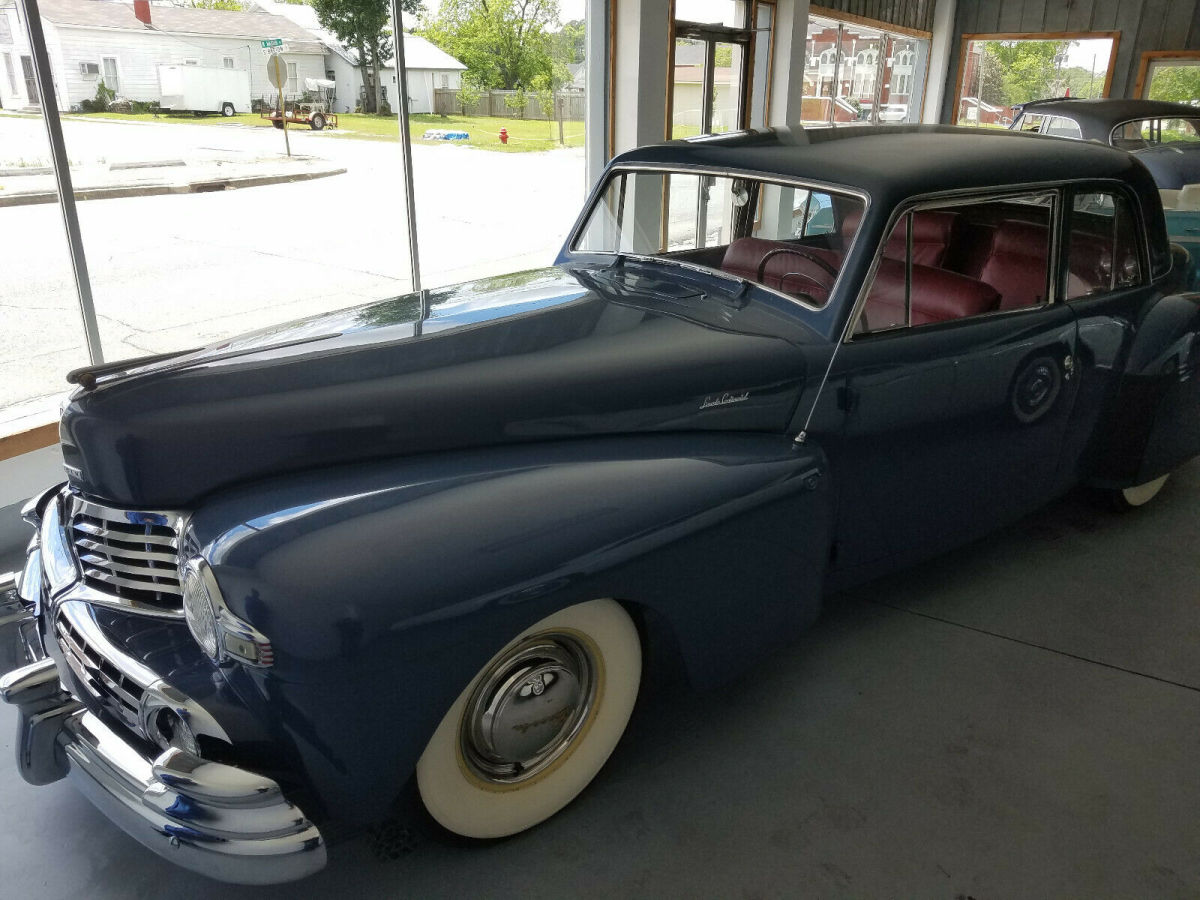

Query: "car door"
(804, 191), (1084, 586)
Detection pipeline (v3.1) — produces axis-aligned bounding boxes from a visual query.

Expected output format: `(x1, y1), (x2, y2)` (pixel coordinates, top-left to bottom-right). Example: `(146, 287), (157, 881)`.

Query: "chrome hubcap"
(461, 633), (597, 784)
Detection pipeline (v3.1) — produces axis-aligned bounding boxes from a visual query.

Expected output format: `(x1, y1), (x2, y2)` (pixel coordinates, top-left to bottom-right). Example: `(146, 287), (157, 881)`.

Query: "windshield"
(572, 169), (866, 307)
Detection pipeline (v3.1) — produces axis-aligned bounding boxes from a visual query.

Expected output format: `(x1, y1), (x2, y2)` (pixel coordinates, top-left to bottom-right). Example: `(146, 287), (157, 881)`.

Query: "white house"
(0, 0), (325, 112)
(252, 0), (465, 114)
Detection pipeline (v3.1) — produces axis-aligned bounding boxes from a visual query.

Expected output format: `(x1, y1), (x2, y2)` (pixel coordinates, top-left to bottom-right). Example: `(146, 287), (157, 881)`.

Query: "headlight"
(181, 559), (221, 659)
(180, 555), (274, 666)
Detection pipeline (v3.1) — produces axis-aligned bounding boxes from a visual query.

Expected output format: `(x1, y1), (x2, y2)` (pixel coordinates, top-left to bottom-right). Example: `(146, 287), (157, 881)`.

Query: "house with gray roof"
(0, 0), (326, 111)
(253, 0), (466, 114)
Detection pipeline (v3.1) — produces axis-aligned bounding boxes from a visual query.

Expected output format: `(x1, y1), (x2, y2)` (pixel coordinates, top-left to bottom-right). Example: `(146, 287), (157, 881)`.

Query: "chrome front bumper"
(1, 514), (327, 884)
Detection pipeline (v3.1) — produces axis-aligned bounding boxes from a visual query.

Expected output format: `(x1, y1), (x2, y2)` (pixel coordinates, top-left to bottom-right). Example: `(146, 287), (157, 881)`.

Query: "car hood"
(60, 263), (817, 508)
(60, 264), (820, 511)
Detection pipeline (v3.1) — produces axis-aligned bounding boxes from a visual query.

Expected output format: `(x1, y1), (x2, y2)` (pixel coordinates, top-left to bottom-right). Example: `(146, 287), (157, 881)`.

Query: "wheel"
(1112, 474), (1169, 510)
(272, 119), (283, 130)
(416, 599), (641, 839)
(310, 113), (326, 131)
(221, 102), (235, 117)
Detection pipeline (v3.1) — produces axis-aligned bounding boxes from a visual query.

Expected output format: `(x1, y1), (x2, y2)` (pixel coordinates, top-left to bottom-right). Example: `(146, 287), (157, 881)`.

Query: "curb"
(0, 166), (347, 208)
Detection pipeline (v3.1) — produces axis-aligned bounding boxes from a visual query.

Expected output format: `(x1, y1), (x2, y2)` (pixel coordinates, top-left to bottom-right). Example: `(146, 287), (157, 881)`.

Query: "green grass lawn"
(64, 111), (583, 152)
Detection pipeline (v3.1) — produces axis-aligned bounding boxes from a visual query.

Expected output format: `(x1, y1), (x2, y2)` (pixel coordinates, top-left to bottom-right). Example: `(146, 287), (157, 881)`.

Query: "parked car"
(1010, 97), (1200, 286)
(1010, 97), (1200, 187)
(4, 126), (1200, 884)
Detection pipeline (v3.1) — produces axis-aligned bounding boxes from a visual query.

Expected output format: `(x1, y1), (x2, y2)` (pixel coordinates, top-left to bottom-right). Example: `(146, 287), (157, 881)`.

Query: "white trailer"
(158, 65), (252, 117)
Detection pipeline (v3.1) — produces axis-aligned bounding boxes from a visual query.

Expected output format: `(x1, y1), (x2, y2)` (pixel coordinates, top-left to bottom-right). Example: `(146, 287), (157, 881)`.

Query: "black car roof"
(1015, 97), (1200, 132)
(610, 125), (1147, 209)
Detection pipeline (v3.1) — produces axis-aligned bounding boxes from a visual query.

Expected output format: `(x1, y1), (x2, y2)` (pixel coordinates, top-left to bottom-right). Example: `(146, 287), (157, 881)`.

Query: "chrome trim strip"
(71, 520), (179, 548)
(74, 538), (175, 562)
(81, 567), (183, 596)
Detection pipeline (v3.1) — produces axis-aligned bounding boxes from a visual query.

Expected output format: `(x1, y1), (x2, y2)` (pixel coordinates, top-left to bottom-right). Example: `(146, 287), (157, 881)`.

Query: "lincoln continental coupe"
(3, 126), (1199, 884)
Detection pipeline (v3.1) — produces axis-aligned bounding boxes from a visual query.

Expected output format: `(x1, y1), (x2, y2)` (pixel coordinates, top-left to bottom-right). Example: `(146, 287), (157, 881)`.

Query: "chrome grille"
(68, 496), (184, 615)
(55, 608), (145, 731)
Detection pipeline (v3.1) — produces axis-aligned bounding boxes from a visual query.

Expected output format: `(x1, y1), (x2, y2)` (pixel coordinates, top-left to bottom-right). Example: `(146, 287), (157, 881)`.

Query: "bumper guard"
(1, 527), (327, 884)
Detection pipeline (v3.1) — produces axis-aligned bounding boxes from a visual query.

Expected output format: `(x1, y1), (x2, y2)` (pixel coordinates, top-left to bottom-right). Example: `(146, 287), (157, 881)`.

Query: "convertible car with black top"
(3, 125), (1199, 884)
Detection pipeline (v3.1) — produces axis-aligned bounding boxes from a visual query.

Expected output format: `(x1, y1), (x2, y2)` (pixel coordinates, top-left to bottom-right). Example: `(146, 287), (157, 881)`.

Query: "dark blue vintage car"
(3, 125), (1200, 884)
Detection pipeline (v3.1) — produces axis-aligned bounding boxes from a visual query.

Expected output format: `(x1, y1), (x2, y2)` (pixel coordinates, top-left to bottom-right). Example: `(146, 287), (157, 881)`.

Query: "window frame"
(845, 184), (1067, 342)
(222, 56), (235, 70)
(567, 162), (871, 313)
(1134, 49), (1200, 99)
(1108, 117), (1200, 148)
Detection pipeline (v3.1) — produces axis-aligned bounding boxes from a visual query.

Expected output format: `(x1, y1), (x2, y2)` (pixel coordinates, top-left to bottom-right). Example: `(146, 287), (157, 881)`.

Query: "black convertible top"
(1014, 97), (1200, 136)
(612, 125), (1151, 210)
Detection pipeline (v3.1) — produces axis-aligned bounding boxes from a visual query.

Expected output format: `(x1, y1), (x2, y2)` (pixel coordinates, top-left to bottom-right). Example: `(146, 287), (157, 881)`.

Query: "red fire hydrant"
(499, 127), (509, 145)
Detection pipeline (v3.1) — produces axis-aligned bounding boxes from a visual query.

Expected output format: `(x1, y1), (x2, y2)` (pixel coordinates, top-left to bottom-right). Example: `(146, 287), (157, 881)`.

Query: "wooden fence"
(433, 88), (586, 120)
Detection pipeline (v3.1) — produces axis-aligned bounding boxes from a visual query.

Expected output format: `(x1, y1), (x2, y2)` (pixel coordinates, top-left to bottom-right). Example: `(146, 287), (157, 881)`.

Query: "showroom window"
(1137, 51), (1200, 102)
(2, 0), (594, 429)
(669, 0), (773, 137)
(954, 34), (1117, 127)
(801, 13), (930, 126)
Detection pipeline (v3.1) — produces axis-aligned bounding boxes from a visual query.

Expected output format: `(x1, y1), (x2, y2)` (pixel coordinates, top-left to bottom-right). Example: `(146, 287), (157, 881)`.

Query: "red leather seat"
(976, 220), (1051, 310)
(863, 258), (1002, 329)
(842, 210), (958, 268)
(721, 237), (843, 304)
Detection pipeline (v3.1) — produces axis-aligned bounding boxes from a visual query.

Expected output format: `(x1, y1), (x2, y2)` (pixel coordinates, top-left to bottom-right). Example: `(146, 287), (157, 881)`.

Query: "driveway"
(0, 114), (588, 413)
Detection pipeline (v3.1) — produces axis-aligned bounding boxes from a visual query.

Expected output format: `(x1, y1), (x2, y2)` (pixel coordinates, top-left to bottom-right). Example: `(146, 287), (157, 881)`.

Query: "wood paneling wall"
(941, 0), (1200, 120)
(816, 0), (938, 33)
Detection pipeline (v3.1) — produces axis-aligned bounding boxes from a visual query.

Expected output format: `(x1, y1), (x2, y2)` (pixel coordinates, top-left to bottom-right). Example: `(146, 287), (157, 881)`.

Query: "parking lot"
(0, 113), (587, 413)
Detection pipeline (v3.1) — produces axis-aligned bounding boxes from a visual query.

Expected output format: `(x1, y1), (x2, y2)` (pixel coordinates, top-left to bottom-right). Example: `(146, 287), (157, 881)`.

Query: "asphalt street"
(0, 114), (587, 413)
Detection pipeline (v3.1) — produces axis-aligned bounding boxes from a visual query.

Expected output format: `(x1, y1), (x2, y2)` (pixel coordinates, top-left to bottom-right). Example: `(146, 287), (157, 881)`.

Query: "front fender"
(1086, 293), (1200, 487)
(187, 433), (832, 823)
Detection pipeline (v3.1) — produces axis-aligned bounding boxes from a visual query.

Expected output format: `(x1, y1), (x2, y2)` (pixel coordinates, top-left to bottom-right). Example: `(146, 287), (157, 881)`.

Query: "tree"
(187, 0), (246, 9)
(553, 19), (584, 65)
(420, 0), (563, 91)
(1146, 65), (1200, 104)
(312, 0), (423, 113)
(456, 74), (483, 115)
(979, 40), (1072, 106)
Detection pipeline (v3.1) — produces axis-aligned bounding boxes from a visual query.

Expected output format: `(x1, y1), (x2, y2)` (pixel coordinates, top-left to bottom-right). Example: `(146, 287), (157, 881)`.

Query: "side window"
(1043, 116), (1082, 139)
(857, 193), (1054, 334)
(1015, 113), (1045, 133)
(1065, 191), (1143, 299)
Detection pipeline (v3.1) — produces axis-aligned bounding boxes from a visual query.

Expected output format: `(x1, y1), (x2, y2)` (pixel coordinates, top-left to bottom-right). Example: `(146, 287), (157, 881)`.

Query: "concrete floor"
(2, 461), (1198, 898)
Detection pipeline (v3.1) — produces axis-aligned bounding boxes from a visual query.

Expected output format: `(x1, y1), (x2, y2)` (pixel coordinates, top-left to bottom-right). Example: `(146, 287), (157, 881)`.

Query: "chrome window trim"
(1061, 181), (1151, 299)
(565, 161), (872, 314)
(843, 180), (1081, 344)
(1107, 115), (1200, 147)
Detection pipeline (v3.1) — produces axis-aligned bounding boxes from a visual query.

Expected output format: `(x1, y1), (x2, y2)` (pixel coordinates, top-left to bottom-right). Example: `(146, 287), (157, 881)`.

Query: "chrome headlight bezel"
(180, 556), (274, 667)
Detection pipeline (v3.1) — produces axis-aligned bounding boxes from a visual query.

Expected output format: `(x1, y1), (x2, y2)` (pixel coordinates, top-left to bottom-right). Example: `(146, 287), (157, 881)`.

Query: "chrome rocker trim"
(0, 659), (326, 884)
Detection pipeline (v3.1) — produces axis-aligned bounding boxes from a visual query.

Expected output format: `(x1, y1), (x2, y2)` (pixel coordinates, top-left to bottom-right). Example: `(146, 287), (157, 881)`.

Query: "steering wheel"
(755, 247), (838, 299)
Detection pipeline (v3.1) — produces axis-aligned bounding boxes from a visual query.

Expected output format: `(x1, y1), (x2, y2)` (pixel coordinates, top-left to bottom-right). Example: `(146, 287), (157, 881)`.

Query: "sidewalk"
(0, 153), (346, 207)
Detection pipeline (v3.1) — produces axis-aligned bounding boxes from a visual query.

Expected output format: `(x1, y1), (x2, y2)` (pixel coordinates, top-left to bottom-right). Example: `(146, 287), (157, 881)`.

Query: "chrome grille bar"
(66, 495), (186, 615)
(56, 607), (146, 730)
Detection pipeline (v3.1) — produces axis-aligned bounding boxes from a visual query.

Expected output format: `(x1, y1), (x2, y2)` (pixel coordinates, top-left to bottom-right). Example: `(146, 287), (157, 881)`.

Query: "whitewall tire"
(416, 599), (641, 839)
(1116, 473), (1170, 509)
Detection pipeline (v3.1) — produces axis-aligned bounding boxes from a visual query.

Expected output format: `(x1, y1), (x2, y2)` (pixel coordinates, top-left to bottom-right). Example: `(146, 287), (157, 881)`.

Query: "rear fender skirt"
(1085, 293), (1200, 486)
(187, 433), (833, 823)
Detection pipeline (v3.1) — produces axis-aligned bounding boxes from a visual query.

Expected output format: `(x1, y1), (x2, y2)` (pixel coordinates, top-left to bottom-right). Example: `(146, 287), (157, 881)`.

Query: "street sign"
(261, 38), (283, 48)
(267, 55), (287, 90)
